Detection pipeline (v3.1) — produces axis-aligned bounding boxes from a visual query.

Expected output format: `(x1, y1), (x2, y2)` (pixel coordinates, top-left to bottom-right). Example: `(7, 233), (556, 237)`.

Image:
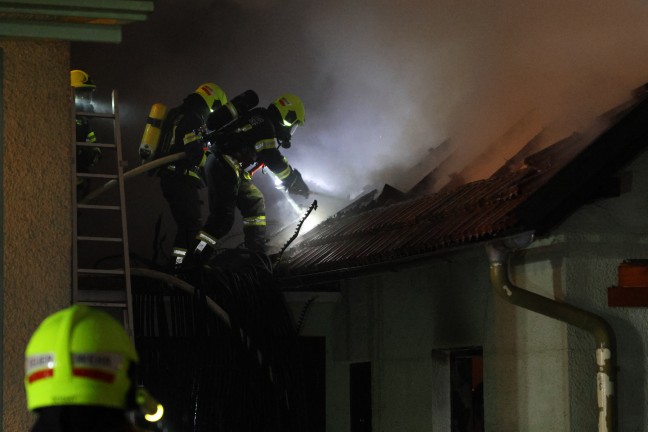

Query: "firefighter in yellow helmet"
(186, 93), (309, 264)
(155, 83), (227, 270)
(71, 69), (102, 200)
(24, 304), (163, 432)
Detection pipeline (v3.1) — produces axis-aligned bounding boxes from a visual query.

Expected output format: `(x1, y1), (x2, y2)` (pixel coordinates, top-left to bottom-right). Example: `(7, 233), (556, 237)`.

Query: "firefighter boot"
(171, 247), (188, 273)
(189, 231), (218, 267)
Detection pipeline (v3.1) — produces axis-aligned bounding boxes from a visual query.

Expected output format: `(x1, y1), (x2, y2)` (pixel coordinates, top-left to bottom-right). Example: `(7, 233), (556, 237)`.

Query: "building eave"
(0, 0), (154, 43)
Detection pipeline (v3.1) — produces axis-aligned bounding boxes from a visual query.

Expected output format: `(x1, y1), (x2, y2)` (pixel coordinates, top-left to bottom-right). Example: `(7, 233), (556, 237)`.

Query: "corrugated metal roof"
(277, 165), (545, 276)
(276, 89), (648, 279)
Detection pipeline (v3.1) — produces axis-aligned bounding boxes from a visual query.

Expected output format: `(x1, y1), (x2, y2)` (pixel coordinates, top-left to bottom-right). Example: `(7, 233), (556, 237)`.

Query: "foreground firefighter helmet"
(195, 83), (228, 111)
(25, 304), (139, 411)
(272, 93), (305, 135)
(70, 70), (96, 89)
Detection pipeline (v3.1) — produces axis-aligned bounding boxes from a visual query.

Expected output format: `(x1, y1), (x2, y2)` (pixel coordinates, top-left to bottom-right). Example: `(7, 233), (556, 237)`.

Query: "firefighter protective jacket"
(157, 93), (211, 181)
(212, 106), (294, 182)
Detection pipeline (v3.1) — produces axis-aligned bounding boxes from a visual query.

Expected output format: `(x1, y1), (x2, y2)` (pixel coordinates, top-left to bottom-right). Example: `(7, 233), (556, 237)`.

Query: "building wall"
(292, 144), (648, 432)
(0, 40), (72, 431)
(291, 247), (570, 431)
(498, 244), (570, 431)
(557, 148), (648, 432)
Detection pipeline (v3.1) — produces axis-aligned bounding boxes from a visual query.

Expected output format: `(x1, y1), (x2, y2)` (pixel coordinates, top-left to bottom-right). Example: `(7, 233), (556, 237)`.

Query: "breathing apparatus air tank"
(139, 103), (168, 163)
(206, 89), (259, 131)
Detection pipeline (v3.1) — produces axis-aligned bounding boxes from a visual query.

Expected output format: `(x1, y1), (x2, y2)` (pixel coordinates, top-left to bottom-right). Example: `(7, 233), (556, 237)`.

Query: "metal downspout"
(485, 232), (617, 432)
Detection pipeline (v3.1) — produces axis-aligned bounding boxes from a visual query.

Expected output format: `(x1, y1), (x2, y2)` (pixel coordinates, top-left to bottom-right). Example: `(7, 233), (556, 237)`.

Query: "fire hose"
(79, 152), (185, 204)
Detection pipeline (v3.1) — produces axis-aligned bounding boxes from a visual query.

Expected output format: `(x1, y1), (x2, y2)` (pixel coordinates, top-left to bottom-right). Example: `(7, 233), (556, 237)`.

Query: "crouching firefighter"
(183, 93), (311, 267)
(149, 83), (228, 270)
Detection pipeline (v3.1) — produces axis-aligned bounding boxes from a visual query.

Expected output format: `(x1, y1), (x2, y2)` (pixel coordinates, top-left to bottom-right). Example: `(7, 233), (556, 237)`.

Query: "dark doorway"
(450, 347), (484, 432)
(350, 361), (372, 432)
(297, 336), (326, 432)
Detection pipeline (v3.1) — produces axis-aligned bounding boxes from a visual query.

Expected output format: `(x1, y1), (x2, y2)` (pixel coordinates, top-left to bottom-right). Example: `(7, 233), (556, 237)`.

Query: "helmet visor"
(283, 120), (301, 136)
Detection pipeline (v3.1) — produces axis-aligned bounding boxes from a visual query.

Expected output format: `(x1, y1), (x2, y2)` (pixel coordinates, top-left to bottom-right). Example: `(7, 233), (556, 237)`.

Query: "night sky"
(72, 0), (648, 261)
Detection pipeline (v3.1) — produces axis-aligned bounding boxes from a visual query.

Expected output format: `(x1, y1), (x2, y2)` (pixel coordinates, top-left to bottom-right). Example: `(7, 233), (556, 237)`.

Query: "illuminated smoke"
(75, 0), (648, 197)
(72, 0), (648, 254)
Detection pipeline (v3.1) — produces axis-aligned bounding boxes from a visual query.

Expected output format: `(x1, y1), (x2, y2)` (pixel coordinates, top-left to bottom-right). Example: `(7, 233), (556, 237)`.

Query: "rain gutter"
(485, 232), (617, 432)
(278, 241), (484, 289)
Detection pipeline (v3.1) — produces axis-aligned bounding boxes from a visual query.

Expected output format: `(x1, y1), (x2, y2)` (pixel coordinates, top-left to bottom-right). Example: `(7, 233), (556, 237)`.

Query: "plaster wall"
(291, 251), (570, 432)
(0, 40), (72, 431)
(556, 148), (648, 432)
(491, 245), (570, 431)
(290, 249), (572, 431)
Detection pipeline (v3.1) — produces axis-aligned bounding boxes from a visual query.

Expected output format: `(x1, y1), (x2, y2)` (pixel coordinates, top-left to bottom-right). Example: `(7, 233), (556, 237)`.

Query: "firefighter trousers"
(202, 153), (267, 252)
(160, 170), (203, 255)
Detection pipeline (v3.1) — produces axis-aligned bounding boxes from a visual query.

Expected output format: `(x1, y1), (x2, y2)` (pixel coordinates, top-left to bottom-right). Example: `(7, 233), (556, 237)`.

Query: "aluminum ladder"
(71, 89), (134, 337)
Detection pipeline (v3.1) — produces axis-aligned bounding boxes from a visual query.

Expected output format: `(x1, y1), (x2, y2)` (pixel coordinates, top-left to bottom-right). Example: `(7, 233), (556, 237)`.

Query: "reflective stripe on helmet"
(26, 352), (124, 384)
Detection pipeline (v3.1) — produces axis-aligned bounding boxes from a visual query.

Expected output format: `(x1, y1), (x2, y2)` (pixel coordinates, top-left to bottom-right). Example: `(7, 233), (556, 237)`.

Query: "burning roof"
(276, 86), (648, 280)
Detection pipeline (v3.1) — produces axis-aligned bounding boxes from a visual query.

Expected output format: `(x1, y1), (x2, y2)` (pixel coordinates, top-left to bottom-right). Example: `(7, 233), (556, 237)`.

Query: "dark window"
(350, 361), (372, 432)
(450, 347), (484, 432)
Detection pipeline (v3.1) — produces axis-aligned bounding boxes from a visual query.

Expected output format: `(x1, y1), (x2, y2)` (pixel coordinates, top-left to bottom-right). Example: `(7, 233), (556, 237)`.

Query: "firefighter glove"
(283, 169), (310, 198)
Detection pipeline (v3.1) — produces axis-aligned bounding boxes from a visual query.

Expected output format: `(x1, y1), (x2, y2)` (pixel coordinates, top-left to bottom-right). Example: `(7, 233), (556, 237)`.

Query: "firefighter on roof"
(71, 69), (102, 200)
(188, 93), (310, 263)
(156, 83), (228, 270)
(25, 304), (163, 432)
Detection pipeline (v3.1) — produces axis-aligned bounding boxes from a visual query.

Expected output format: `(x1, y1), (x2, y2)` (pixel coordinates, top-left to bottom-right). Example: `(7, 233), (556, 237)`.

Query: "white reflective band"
(254, 139), (278, 152)
(235, 124), (253, 133)
(26, 353), (55, 375)
(175, 256), (184, 265)
(197, 231), (217, 246)
(195, 241), (207, 252)
(72, 353), (123, 371)
(172, 248), (187, 257)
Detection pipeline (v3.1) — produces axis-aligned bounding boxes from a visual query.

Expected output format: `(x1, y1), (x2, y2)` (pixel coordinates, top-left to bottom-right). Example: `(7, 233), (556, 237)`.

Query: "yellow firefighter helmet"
(195, 83), (228, 111)
(70, 70), (96, 89)
(272, 93), (305, 136)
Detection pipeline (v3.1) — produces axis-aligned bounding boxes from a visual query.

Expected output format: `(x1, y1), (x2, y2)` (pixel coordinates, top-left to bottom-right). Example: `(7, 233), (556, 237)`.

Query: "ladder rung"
(78, 236), (123, 242)
(77, 173), (118, 179)
(77, 111), (115, 119)
(73, 90), (132, 333)
(77, 204), (121, 210)
(78, 268), (126, 275)
(77, 142), (117, 149)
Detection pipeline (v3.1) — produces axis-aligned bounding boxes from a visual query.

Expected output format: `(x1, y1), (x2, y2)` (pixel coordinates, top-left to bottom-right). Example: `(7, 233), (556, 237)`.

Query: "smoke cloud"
(73, 0), (648, 253)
